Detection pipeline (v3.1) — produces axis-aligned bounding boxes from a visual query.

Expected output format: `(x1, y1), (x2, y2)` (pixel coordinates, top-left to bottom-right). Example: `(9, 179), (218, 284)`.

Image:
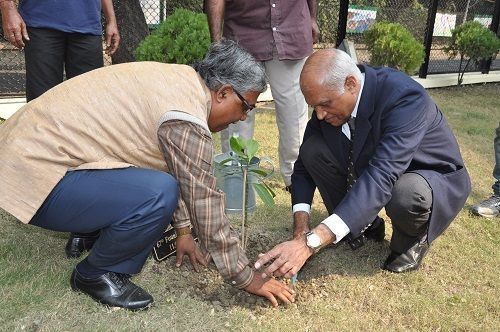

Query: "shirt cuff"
(321, 214), (350, 244)
(171, 218), (191, 229)
(227, 265), (254, 289)
(292, 203), (311, 214)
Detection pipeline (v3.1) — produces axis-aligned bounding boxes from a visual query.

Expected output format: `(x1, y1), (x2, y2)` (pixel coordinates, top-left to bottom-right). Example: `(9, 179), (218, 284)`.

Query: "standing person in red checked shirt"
(206, 0), (319, 192)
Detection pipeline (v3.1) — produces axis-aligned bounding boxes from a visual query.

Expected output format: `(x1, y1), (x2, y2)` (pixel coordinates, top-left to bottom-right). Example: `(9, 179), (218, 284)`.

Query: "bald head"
(300, 49), (362, 95)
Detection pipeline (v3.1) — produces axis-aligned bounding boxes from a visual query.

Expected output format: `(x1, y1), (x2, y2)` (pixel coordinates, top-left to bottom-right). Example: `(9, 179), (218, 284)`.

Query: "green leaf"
(252, 183), (275, 207)
(262, 181), (276, 198)
(245, 139), (259, 161)
(229, 136), (247, 159)
(248, 168), (270, 177)
(216, 158), (235, 166)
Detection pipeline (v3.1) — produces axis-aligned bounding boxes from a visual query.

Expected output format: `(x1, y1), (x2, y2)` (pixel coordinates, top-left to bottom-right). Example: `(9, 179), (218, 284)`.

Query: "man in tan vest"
(0, 40), (295, 310)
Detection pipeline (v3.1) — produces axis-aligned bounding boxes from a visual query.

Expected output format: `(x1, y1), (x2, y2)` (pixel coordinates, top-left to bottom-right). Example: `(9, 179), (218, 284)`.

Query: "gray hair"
(322, 49), (362, 94)
(193, 39), (267, 94)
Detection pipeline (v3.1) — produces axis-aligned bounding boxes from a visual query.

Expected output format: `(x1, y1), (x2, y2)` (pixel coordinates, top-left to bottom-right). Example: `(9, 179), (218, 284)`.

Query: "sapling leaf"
(252, 183), (275, 206)
(248, 168), (270, 177)
(262, 181), (276, 198)
(216, 157), (235, 166)
(246, 139), (258, 161)
(230, 136), (247, 160)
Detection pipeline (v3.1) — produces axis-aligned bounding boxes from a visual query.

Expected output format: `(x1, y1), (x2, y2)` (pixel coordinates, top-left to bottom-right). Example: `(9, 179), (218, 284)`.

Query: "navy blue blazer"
(292, 65), (471, 243)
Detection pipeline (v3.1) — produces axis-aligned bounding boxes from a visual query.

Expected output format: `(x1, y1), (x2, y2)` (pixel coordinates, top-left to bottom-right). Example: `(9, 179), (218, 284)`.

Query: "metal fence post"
(160, 0), (165, 23)
(336, 0), (349, 47)
(481, 0), (500, 74)
(419, 0), (439, 79)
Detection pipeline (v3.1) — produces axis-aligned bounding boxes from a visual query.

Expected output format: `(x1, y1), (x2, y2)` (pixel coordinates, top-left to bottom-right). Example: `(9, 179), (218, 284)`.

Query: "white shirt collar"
(342, 73), (365, 140)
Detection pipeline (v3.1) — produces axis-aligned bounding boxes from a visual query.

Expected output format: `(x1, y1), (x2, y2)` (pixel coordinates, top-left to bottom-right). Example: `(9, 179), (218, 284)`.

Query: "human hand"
(175, 234), (207, 272)
(254, 238), (313, 279)
(311, 18), (320, 44)
(104, 21), (120, 55)
(244, 273), (295, 307)
(1, 5), (28, 49)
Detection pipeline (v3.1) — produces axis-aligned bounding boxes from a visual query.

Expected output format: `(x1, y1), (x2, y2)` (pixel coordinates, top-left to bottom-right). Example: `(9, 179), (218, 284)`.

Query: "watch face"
(307, 232), (321, 248)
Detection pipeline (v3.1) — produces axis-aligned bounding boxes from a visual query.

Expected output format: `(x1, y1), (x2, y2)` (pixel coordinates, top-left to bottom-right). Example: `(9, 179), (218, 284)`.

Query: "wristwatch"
(305, 231), (322, 253)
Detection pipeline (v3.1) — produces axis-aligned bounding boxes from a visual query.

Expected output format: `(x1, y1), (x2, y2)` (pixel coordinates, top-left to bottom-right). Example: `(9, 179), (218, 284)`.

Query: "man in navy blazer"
(254, 49), (470, 277)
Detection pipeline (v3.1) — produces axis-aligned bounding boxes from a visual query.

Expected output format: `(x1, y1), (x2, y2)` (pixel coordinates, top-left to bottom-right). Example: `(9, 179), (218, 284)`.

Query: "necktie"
(346, 116), (356, 190)
(344, 116), (381, 250)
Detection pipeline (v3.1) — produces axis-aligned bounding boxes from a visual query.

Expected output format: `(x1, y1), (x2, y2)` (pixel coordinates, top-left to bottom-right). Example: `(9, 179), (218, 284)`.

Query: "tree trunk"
(111, 0), (150, 63)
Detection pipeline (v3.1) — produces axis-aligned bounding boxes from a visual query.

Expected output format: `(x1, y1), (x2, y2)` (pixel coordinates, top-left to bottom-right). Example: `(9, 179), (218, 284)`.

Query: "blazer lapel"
(352, 65), (376, 163)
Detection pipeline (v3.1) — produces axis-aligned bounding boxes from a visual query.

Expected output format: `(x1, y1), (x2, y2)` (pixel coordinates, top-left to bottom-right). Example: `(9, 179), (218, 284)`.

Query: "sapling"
(217, 136), (276, 249)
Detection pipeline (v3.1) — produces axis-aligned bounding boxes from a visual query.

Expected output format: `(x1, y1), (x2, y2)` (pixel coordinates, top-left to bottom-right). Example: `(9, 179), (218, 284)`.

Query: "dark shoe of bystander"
(70, 268), (154, 311)
(471, 195), (500, 218)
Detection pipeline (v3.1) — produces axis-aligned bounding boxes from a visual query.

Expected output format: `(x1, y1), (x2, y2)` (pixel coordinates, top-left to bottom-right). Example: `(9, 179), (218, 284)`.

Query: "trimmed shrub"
(364, 21), (425, 74)
(135, 8), (210, 65)
(444, 21), (500, 85)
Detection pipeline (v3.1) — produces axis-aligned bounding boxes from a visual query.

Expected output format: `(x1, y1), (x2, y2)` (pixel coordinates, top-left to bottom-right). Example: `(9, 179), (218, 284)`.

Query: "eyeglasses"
(233, 89), (255, 115)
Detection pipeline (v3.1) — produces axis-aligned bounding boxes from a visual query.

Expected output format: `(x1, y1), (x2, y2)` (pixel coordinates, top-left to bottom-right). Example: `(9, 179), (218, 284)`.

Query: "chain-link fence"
(1, 0), (499, 97)
(140, 0), (203, 27)
(339, 0), (498, 75)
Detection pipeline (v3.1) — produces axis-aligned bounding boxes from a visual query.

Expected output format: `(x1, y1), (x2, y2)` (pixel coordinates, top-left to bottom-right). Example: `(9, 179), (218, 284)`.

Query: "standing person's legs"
(264, 57), (308, 187)
(492, 123), (500, 196)
(384, 172), (433, 272)
(220, 112), (255, 153)
(65, 33), (104, 79)
(24, 28), (66, 101)
(471, 122), (500, 217)
(30, 167), (178, 309)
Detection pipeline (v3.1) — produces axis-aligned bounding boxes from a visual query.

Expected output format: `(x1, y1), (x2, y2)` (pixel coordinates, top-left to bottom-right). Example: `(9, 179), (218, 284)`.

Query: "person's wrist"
(301, 235), (315, 256)
(175, 226), (191, 237)
(0, 0), (15, 10)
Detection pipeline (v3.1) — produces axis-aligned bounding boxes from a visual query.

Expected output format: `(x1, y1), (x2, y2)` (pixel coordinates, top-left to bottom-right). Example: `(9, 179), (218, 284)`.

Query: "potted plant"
(215, 136), (276, 249)
(444, 21), (500, 85)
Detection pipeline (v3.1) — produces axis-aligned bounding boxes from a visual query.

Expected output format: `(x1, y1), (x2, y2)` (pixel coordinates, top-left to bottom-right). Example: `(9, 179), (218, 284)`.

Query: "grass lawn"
(0, 83), (499, 331)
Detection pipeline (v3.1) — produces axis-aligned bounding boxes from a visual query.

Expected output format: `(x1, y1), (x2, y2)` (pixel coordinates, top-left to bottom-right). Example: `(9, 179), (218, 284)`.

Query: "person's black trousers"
(299, 134), (433, 253)
(24, 27), (103, 101)
(30, 168), (178, 274)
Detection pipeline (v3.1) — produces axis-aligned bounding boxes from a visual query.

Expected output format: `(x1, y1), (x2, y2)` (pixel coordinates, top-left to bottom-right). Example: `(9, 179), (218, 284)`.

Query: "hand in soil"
(254, 238), (313, 279)
(175, 234), (207, 272)
(244, 273), (295, 307)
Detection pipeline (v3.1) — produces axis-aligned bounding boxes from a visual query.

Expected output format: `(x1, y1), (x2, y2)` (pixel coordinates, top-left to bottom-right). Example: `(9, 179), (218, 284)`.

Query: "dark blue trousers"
(30, 168), (178, 274)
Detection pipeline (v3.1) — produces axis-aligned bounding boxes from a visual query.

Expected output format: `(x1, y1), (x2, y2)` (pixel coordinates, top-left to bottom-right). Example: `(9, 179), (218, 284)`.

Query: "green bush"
(135, 8), (210, 65)
(444, 21), (500, 85)
(364, 21), (425, 75)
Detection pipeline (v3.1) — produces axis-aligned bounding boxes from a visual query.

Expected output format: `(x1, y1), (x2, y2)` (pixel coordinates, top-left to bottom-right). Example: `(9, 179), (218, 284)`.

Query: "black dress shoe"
(70, 268), (154, 311)
(65, 231), (100, 258)
(364, 217), (385, 242)
(383, 240), (429, 273)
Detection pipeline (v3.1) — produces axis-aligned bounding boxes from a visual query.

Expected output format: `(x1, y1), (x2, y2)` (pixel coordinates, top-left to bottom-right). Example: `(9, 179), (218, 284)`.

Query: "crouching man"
(254, 49), (470, 278)
(0, 40), (294, 310)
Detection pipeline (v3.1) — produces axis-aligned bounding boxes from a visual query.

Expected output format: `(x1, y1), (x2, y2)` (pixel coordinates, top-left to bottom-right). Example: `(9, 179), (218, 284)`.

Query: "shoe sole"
(471, 210), (499, 218)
